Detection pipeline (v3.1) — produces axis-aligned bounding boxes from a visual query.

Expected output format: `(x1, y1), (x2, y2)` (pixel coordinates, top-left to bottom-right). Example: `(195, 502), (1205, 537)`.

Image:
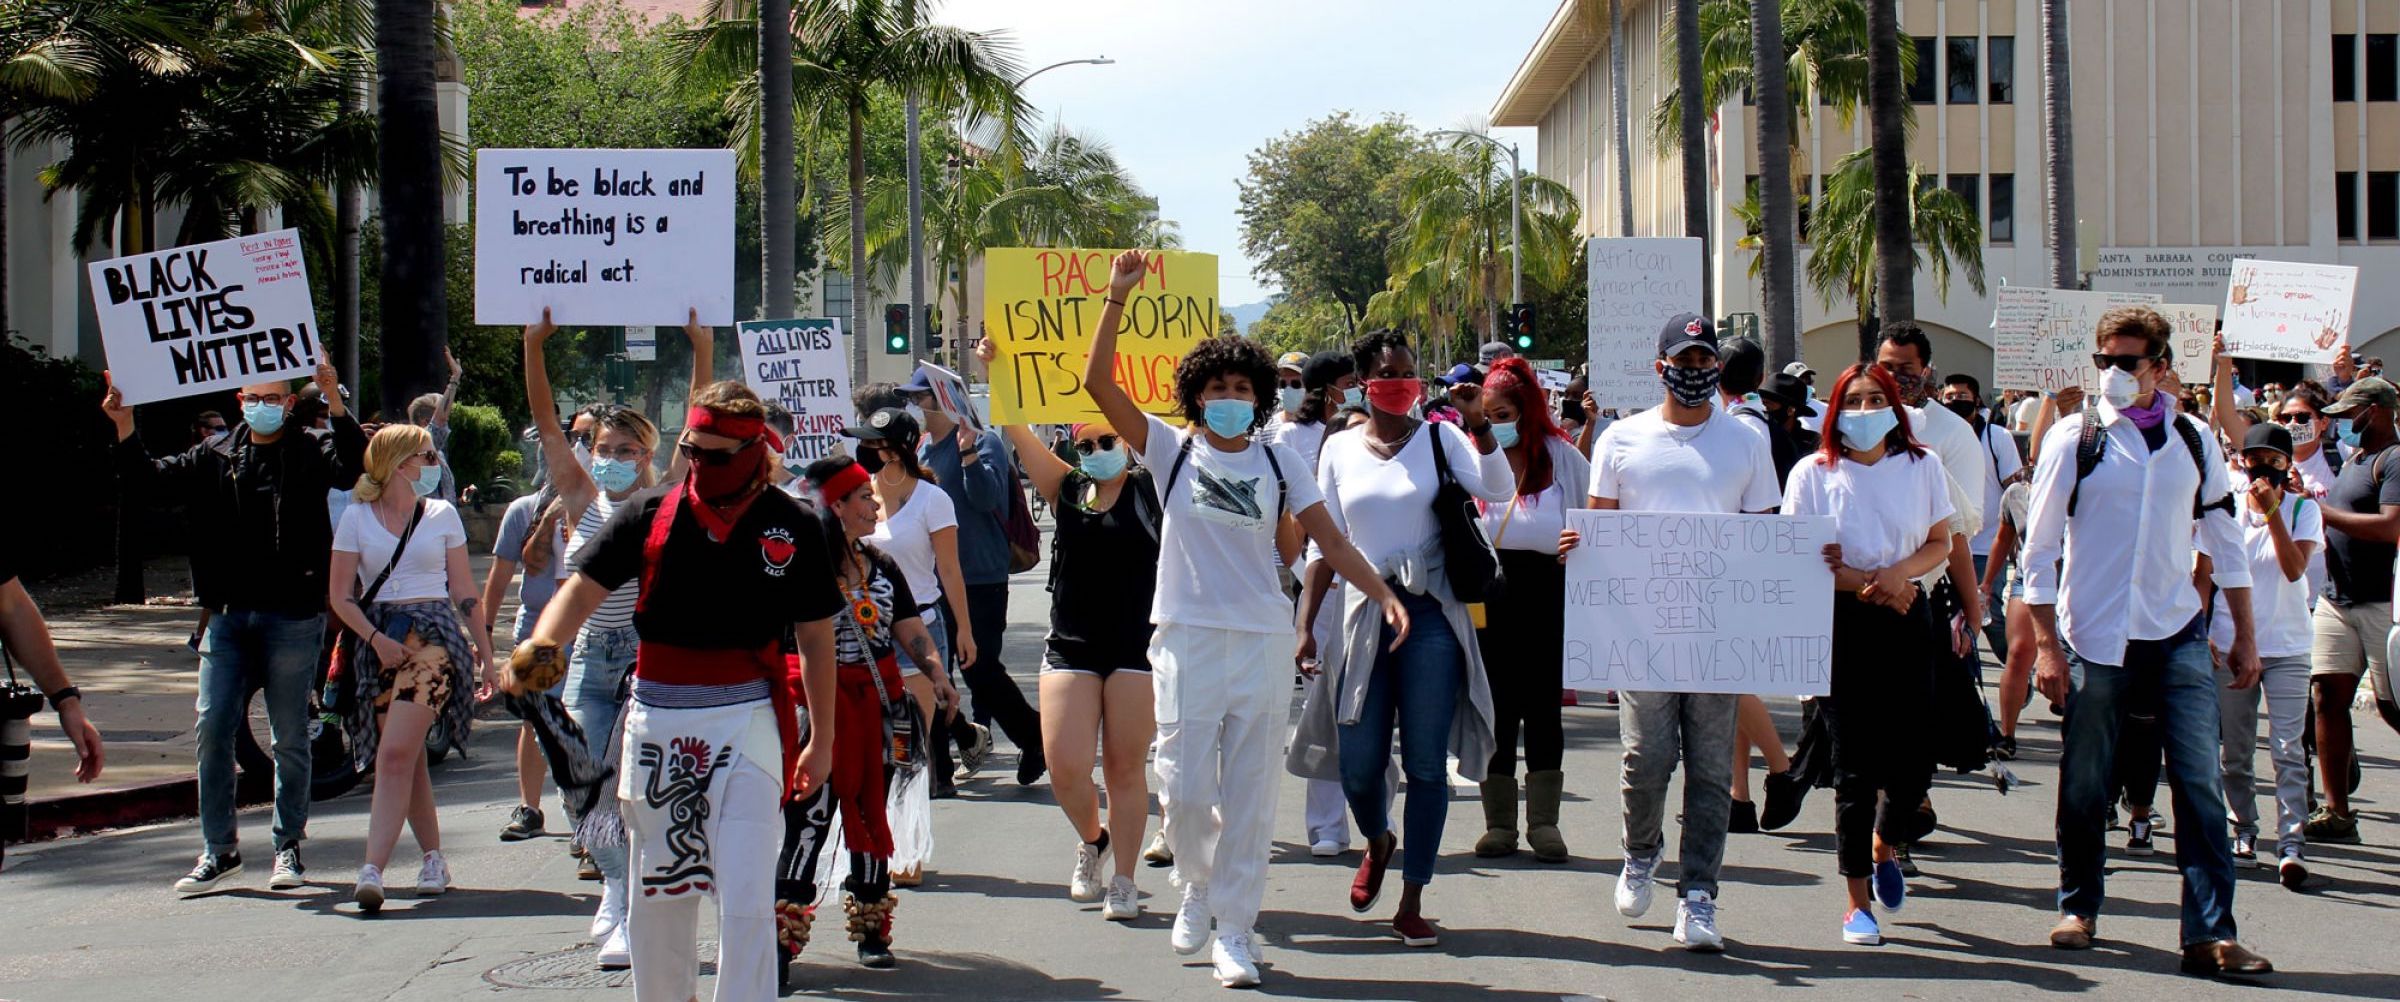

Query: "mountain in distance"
(1225, 299), (1272, 335)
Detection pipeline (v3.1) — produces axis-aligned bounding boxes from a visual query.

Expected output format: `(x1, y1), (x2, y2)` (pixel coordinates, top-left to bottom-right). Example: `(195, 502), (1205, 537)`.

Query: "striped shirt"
(571, 490), (640, 632)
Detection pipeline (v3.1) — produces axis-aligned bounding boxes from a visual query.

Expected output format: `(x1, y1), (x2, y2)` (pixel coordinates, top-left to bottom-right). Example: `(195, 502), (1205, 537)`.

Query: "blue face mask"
(1839, 407), (1900, 452)
(1342, 386), (1365, 407)
(1490, 420), (1520, 449)
(1202, 397), (1255, 438)
(1078, 444), (1130, 481)
(1277, 387), (1305, 415)
(410, 463), (441, 498)
(2338, 416), (2366, 449)
(591, 456), (640, 493)
(243, 400), (286, 435)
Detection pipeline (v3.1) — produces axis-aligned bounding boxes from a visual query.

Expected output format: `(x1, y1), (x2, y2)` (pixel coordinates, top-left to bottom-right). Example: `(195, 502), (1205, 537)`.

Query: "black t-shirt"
(2322, 445), (2400, 606)
(835, 545), (920, 667)
(575, 487), (845, 648)
(1046, 469), (1161, 669)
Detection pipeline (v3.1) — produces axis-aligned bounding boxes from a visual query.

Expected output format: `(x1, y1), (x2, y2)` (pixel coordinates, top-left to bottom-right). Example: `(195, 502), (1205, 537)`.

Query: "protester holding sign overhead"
(107, 355), (362, 898)
(1083, 249), (1402, 989)
(1779, 364), (1956, 947)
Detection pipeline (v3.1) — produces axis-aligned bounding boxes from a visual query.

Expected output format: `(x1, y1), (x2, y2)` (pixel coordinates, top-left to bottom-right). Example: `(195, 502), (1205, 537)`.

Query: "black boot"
(1760, 768), (1808, 831)
(845, 889), (896, 969)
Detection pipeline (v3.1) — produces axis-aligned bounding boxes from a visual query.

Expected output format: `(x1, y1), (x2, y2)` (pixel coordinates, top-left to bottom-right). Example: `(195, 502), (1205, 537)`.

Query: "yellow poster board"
(982, 248), (1219, 424)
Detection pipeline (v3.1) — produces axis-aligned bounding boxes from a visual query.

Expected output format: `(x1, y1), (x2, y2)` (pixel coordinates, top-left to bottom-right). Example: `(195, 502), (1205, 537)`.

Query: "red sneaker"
(1350, 833), (1396, 913)
(1392, 911), (1441, 948)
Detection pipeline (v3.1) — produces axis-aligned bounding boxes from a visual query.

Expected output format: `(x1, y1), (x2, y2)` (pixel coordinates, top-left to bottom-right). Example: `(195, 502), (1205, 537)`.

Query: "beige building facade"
(1495, 0), (2400, 384)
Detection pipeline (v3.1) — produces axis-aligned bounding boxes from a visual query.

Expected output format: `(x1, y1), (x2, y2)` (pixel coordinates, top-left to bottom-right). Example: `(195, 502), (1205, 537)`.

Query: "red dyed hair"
(1817, 363), (1927, 467)
(1482, 357), (1563, 495)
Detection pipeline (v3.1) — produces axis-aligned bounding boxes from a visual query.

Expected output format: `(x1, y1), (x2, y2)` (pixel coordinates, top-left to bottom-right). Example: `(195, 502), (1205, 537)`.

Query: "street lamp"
(1430, 129), (1522, 307)
(1021, 56), (1116, 88)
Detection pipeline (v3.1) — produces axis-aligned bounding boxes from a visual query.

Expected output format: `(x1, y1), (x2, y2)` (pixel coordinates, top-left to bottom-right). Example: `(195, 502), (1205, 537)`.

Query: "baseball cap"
(1438, 362), (1480, 386)
(840, 406), (920, 446)
(1479, 341), (1515, 363)
(2241, 421), (2294, 459)
(1783, 361), (1816, 380)
(1276, 351), (1309, 373)
(1658, 313), (1718, 359)
(2322, 376), (2399, 417)
(1760, 372), (1811, 408)
(899, 369), (936, 394)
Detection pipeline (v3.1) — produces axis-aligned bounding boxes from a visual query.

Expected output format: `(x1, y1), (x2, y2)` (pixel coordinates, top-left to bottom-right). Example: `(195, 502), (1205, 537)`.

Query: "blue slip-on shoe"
(1872, 857), (1907, 912)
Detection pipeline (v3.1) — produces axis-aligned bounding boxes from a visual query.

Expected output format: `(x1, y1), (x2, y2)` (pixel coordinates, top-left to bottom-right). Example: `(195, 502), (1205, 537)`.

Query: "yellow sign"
(982, 248), (1219, 424)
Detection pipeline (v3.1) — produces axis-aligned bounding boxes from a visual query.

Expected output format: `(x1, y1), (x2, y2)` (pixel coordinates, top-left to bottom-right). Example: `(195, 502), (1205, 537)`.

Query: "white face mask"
(2099, 366), (2142, 409)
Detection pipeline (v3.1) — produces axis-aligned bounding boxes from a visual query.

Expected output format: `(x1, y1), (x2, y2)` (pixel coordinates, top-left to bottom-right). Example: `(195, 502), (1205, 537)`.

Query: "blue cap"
(1439, 362), (1480, 386)
(900, 369), (936, 394)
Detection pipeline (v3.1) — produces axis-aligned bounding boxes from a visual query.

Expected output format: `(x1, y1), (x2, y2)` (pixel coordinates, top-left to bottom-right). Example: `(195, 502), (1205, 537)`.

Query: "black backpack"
(2065, 404), (2233, 519)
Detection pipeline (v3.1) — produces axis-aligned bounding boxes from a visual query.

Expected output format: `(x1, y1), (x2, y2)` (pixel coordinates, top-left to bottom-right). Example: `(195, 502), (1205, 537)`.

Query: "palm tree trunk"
(1866, 0), (1914, 327)
(1752, 0), (1799, 366)
(2040, 0), (2076, 289)
(377, 0), (448, 414)
(1612, 0), (1635, 237)
(334, 71), (361, 382)
(905, 94), (927, 364)
(761, 0), (796, 318)
(847, 99), (870, 386)
(1674, 0), (1712, 318)
(116, 185), (154, 605)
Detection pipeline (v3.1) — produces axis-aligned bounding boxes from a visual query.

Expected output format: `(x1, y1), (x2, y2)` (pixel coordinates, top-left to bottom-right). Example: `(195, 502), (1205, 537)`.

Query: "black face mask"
(2247, 464), (2289, 489)
(1943, 399), (1982, 423)
(1561, 396), (1586, 423)
(857, 448), (888, 475)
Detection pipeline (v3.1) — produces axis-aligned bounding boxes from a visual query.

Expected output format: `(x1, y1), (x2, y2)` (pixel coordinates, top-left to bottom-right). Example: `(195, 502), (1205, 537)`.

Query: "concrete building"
(1493, 0), (2400, 384)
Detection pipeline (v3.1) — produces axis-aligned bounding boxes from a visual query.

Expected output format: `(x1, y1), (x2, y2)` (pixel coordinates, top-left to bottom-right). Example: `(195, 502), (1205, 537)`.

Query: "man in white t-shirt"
(1571, 314), (1780, 953)
(1941, 372), (2024, 653)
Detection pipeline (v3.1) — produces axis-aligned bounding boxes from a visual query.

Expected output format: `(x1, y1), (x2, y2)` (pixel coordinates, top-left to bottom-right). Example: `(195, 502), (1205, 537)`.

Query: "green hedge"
(446, 402), (510, 493)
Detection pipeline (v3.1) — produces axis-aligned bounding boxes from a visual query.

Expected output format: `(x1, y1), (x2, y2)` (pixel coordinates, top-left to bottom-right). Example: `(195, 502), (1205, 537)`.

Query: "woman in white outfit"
(1080, 249), (1404, 989)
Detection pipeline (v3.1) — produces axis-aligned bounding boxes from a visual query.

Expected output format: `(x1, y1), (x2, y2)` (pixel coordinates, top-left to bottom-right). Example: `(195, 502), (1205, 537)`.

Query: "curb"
(22, 772), (231, 843)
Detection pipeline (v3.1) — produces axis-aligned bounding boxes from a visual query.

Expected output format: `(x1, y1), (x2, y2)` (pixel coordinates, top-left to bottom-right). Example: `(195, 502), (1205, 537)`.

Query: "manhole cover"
(483, 943), (716, 990)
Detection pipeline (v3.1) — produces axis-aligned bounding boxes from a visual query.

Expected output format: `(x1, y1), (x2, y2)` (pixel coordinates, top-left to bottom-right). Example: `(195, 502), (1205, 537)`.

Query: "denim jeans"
(2057, 619), (2239, 945)
(1338, 590), (1462, 887)
(1618, 689), (1738, 899)
(568, 623), (638, 881)
(2217, 654), (2311, 857)
(195, 609), (324, 855)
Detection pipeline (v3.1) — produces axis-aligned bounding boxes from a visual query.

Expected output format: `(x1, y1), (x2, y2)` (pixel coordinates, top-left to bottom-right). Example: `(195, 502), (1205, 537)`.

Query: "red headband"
(687, 405), (783, 452)
(816, 461), (871, 507)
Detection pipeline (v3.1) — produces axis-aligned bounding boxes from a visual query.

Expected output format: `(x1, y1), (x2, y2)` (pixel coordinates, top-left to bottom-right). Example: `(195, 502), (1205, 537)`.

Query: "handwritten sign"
(915, 361), (984, 438)
(736, 318), (851, 465)
(2158, 303), (2219, 386)
(1586, 237), (1702, 411)
(473, 148), (735, 327)
(2222, 259), (2359, 365)
(88, 229), (322, 405)
(981, 248), (1218, 424)
(1990, 286), (2161, 392)
(1561, 510), (1835, 696)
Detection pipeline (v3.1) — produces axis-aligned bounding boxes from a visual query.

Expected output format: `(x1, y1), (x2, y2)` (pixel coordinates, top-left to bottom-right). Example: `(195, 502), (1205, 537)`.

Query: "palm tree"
(1750, 0), (1798, 367)
(1864, 0), (1911, 331)
(377, 0), (445, 410)
(1373, 142), (1579, 359)
(1673, 0), (1710, 318)
(680, 0), (1030, 384)
(1802, 148), (1984, 331)
(2040, 0), (2075, 288)
(761, 0), (796, 317)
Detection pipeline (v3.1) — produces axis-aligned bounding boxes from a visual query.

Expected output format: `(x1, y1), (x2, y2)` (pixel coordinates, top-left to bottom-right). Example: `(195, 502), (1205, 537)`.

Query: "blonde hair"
(356, 423), (434, 502)
(591, 406), (662, 490)
(690, 379), (766, 417)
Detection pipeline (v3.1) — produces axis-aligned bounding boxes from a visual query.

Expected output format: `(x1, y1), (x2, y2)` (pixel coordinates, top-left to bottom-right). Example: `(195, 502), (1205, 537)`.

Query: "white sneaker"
(1070, 838), (1110, 903)
(414, 851), (451, 896)
(353, 864), (385, 913)
(1170, 881), (1212, 956)
(595, 921), (631, 970)
(590, 877), (628, 940)
(1211, 931), (1262, 988)
(1615, 850), (1660, 918)
(1673, 889), (1724, 952)
(1308, 838), (1345, 857)
(1103, 875), (1141, 921)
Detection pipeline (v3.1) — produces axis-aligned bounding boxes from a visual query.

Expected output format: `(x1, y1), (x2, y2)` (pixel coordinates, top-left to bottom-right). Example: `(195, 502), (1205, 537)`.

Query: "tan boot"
(1524, 770), (1570, 863)
(1473, 775), (1520, 857)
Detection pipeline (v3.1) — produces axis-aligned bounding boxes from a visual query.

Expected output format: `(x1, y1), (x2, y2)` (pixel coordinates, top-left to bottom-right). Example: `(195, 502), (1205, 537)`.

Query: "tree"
(376, 0), (447, 420)
(760, 0), (796, 317)
(1801, 148), (1984, 337)
(1372, 142), (1579, 362)
(2040, 0), (2075, 288)
(1864, 0), (1911, 332)
(1673, 0), (1711, 318)
(1236, 112), (1426, 335)
(1247, 295), (1351, 360)
(1750, 0), (1798, 368)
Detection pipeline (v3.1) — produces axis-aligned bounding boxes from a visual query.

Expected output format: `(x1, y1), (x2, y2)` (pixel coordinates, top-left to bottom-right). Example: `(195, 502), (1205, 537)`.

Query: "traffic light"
(883, 304), (909, 354)
(923, 304), (944, 350)
(1509, 303), (1535, 351)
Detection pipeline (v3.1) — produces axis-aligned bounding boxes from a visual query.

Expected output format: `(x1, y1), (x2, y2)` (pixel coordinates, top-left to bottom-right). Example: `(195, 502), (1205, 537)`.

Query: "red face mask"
(691, 443), (768, 503)
(1363, 377), (1422, 415)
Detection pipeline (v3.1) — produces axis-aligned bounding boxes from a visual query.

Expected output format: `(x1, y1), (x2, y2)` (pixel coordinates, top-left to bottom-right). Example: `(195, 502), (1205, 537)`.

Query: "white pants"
(624, 705), (782, 1002)
(1152, 622), (1288, 936)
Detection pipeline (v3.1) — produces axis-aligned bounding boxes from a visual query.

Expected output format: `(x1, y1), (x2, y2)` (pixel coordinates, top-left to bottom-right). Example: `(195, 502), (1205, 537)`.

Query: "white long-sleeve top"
(1317, 419), (1515, 571)
(2020, 400), (2250, 666)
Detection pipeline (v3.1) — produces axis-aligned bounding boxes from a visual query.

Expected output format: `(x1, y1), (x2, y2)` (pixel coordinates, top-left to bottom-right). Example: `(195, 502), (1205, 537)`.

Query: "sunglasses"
(677, 439), (755, 466)
(1072, 434), (1121, 456)
(2280, 412), (2319, 424)
(2090, 352), (2158, 373)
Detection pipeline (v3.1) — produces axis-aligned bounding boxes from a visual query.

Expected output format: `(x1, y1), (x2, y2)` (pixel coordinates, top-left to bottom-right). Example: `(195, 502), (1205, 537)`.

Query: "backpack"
(1163, 432), (1288, 521)
(2065, 404), (2233, 520)
(1002, 453), (1042, 573)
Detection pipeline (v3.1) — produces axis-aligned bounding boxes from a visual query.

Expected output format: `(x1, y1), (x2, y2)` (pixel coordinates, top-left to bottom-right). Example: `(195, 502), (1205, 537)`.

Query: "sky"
(946, 0), (1555, 308)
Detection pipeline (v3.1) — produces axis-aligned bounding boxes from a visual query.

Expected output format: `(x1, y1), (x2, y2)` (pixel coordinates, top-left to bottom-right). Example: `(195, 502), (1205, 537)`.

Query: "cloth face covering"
(1364, 378), (1423, 415)
(1202, 398), (1255, 438)
(1661, 365), (1721, 408)
(1838, 407), (1899, 452)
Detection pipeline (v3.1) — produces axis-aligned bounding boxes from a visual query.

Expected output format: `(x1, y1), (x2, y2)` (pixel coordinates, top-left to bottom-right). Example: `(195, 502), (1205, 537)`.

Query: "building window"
(2370, 171), (2399, 241)
(2338, 171), (2359, 241)
(1945, 174), (1981, 222)
(1988, 36), (2014, 103)
(2336, 34), (2359, 101)
(1946, 37), (1979, 104)
(2371, 34), (2398, 101)
(1989, 174), (2015, 243)
(1907, 37), (1938, 104)
(1798, 176), (1817, 242)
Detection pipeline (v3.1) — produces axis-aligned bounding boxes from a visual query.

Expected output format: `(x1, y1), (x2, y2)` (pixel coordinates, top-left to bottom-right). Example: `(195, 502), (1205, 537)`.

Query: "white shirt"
(1268, 418), (1331, 473)
(2207, 494), (2322, 658)
(569, 491), (640, 632)
(1908, 401), (1987, 544)
(1479, 436), (1593, 554)
(2293, 446), (2335, 598)
(1139, 414), (1325, 634)
(2012, 395), (2044, 432)
(1781, 450), (1956, 572)
(1968, 419), (2026, 555)
(1318, 421), (1513, 570)
(866, 480), (958, 608)
(334, 499), (468, 603)
(1588, 407), (1782, 514)
(2021, 402), (2251, 666)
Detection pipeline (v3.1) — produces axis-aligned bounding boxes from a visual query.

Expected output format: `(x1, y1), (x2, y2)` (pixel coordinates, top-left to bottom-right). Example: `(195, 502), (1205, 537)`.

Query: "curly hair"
(1350, 329), (1413, 379)
(1174, 335), (1277, 432)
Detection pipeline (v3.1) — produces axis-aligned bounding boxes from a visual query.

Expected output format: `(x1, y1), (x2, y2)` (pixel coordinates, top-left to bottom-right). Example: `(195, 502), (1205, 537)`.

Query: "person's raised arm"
(1082, 249), (1154, 456)
(663, 308), (714, 486)
(0, 578), (102, 782)
(2211, 335), (2249, 441)
(525, 309), (599, 519)
(436, 348), (462, 428)
(1000, 422), (1072, 506)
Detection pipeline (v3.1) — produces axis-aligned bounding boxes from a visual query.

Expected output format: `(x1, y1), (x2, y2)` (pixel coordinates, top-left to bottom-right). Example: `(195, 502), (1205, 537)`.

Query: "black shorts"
(1040, 651), (1150, 680)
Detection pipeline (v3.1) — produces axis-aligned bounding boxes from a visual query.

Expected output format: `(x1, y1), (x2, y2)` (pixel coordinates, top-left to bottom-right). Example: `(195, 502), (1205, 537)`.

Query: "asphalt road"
(5, 569), (2397, 1002)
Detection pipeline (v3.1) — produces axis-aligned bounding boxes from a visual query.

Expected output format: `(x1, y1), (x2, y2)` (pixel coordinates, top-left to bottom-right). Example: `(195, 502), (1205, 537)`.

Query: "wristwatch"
(46, 685), (81, 711)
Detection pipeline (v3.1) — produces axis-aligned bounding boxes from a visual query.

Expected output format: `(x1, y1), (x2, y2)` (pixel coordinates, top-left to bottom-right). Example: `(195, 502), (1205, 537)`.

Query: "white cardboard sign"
(2159, 303), (2219, 386)
(1561, 510), (1835, 697)
(474, 148), (736, 327)
(624, 325), (657, 362)
(735, 318), (852, 466)
(2221, 259), (2359, 365)
(88, 229), (322, 405)
(1990, 286), (2161, 392)
(1586, 237), (1702, 411)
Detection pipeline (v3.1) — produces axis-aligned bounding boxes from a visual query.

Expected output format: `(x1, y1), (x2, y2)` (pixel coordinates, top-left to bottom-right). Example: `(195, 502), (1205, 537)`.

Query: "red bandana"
(815, 461), (871, 508)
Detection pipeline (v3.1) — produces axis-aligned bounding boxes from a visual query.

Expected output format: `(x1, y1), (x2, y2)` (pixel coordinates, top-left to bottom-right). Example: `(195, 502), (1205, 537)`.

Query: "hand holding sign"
(101, 372), (134, 441)
(983, 247), (1219, 424)
(317, 358), (346, 417)
(526, 306), (559, 346)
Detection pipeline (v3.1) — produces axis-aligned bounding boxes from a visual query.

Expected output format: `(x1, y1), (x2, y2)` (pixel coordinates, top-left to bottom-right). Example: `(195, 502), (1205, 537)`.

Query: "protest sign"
(915, 362), (984, 438)
(2158, 304), (2219, 386)
(624, 325), (657, 362)
(474, 148), (736, 327)
(1586, 237), (1703, 411)
(1561, 509), (1835, 697)
(2221, 259), (2359, 365)
(735, 318), (851, 466)
(1535, 369), (1572, 395)
(1990, 286), (2161, 392)
(981, 248), (1218, 424)
(88, 229), (322, 406)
